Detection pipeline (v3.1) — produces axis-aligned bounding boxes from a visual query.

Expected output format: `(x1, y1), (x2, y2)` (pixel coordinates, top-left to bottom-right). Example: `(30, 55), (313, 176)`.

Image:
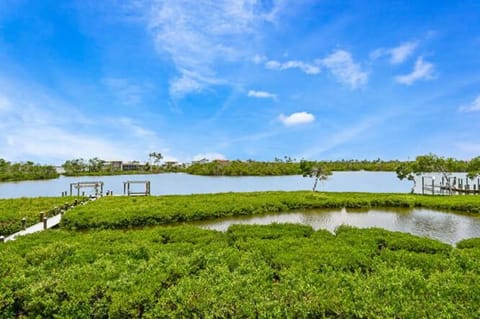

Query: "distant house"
(122, 161), (146, 171)
(191, 158), (210, 165)
(55, 166), (65, 174)
(101, 160), (148, 171)
(163, 161), (182, 168)
(103, 161), (123, 171)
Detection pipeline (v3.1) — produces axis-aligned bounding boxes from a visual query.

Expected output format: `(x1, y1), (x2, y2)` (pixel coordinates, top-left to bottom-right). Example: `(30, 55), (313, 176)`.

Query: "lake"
(0, 171), (413, 198)
(0, 171), (474, 198)
(196, 207), (480, 245)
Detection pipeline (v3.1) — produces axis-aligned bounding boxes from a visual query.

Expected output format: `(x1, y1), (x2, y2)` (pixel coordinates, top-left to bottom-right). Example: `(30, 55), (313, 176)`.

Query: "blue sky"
(0, 0), (480, 164)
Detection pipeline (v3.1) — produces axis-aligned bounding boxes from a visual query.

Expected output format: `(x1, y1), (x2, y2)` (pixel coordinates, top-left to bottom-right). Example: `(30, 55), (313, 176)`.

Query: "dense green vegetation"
(1, 224), (480, 317)
(59, 154), (472, 178)
(0, 197), (80, 236)
(5, 154), (478, 181)
(62, 191), (480, 230)
(0, 159), (58, 182)
(185, 159), (405, 176)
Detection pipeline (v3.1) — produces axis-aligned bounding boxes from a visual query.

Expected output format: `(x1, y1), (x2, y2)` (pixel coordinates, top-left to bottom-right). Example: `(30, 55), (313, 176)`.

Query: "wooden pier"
(123, 180), (151, 196)
(422, 175), (480, 195)
(70, 181), (104, 196)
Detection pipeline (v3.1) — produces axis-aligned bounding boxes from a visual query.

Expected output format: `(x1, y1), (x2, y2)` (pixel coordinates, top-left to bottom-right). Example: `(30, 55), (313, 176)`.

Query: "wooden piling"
(43, 217), (48, 230)
(22, 217), (26, 230)
(39, 212), (45, 222)
(432, 179), (435, 195)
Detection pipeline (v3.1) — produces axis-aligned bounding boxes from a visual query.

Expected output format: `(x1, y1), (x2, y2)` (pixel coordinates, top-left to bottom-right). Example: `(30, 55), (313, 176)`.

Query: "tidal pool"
(196, 208), (480, 245)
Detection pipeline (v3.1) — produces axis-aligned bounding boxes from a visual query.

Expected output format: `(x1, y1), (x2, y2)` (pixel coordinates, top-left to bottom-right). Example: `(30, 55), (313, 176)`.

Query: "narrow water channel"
(195, 208), (480, 245)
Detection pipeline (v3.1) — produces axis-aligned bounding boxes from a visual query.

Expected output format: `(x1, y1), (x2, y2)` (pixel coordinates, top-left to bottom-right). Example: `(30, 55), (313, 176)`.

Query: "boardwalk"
(4, 213), (63, 242)
(2, 196), (97, 243)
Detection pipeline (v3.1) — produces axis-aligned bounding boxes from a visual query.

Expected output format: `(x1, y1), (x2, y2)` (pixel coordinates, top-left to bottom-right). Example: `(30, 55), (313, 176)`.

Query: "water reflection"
(196, 208), (480, 245)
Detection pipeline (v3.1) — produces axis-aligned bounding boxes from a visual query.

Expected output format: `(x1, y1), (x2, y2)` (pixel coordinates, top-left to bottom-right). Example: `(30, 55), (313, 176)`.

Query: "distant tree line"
(185, 158), (406, 176)
(0, 158), (58, 182)
(2, 154), (480, 183)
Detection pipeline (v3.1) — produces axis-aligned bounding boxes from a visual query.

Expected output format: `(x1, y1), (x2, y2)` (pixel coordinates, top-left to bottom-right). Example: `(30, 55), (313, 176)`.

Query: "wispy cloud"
(247, 90), (277, 100)
(297, 114), (388, 159)
(145, 0), (283, 98)
(279, 112), (315, 126)
(371, 41), (418, 64)
(265, 60), (321, 75)
(395, 57), (434, 85)
(0, 80), (169, 163)
(459, 95), (480, 112)
(320, 50), (368, 89)
(103, 77), (152, 106)
(263, 50), (367, 89)
(252, 54), (266, 64)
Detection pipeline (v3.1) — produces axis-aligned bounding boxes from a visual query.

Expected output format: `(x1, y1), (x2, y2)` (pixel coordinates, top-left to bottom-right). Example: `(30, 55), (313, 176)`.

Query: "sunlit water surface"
(195, 208), (480, 245)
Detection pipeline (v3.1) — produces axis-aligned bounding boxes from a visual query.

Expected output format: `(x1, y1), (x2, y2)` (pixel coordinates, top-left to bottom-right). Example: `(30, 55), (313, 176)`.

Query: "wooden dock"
(3, 213), (63, 242)
(1, 197), (96, 243)
(422, 175), (480, 195)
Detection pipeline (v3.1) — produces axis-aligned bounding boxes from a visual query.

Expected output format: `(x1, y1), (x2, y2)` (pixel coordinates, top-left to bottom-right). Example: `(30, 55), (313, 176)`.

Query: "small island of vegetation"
(0, 159), (58, 182)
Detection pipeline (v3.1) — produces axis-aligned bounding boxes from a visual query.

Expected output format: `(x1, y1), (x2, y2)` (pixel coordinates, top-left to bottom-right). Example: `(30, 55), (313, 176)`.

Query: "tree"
(395, 162), (417, 194)
(62, 158), (87, 174)
(299, 160), (332, 192)
(88, 157), (104, 172)
(395, 154), (454, 194)
(149, 152), (163, 166)
(467, 156), (480, 179)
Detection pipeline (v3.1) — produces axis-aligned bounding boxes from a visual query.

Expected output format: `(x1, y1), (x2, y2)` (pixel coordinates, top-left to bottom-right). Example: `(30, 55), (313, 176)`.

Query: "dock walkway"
(2, 196), (97, 243)
(4, 214), (62, 242)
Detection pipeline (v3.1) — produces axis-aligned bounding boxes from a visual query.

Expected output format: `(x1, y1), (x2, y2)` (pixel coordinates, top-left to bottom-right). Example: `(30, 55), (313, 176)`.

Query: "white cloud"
(371, 41), (418, 64)
(320, 50), (368, 89)
(262, 50), (367, 89)
(145, 0), (284, 97)
(395, 57), (434, 85)
(278, 112), (315, 126)
(389, 41), (418, 64)
(252, 54), (266, 64)
(192, 152), (226, 161)
(265, 59), (321, 75)
(459, 95), (480, 112)
(247, 90), (277, 100)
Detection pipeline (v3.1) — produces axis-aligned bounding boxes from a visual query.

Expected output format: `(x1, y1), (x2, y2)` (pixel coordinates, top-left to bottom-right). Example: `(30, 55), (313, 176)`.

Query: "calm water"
(196, 208), (480, 245)
(0, 171), (412, 198)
